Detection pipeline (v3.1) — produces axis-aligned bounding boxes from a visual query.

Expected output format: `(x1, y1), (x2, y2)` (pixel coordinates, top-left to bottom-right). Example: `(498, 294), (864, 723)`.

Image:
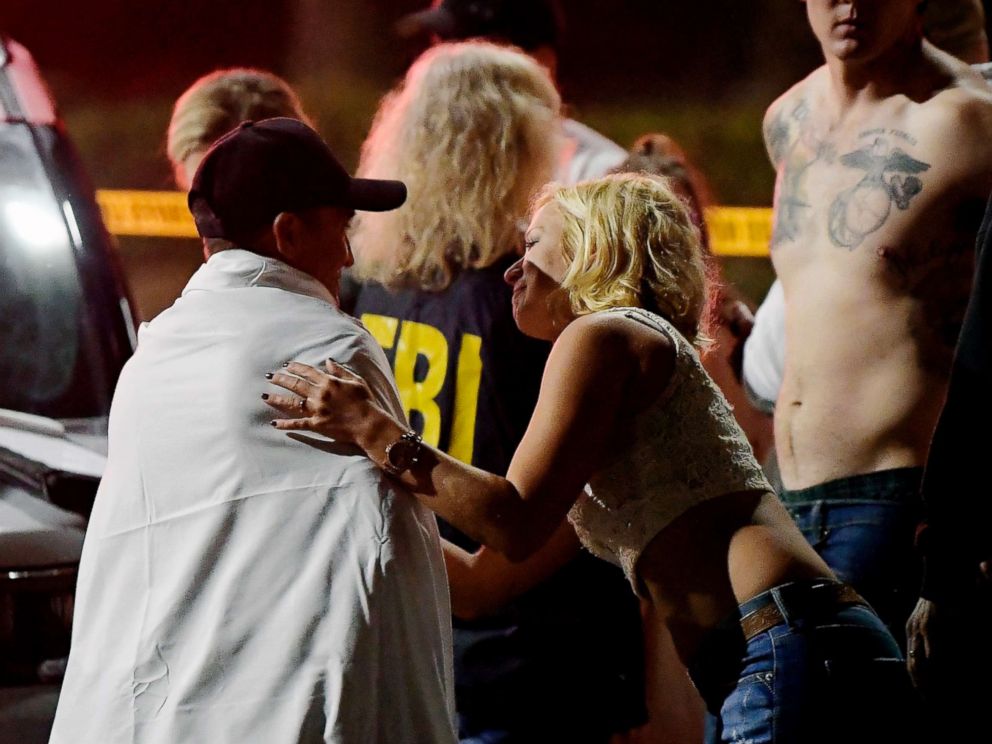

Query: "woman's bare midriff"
(638, 490), (833, 666)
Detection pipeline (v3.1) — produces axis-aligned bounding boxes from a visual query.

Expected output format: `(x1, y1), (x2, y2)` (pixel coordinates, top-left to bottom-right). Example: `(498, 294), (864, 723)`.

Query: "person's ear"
(272, 212), (304, 261)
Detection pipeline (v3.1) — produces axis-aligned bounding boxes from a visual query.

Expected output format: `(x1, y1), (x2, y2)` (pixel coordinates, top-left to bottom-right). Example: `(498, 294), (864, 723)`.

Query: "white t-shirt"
(50, 250), (456, 744)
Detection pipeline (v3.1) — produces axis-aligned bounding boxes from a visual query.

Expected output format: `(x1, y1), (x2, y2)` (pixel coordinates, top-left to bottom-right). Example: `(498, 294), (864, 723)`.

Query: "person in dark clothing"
(906, 193), (992, 736)
(348, 42), (646, 743)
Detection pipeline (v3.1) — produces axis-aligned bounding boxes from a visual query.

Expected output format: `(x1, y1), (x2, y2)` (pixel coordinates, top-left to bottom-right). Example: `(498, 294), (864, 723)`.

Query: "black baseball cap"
(188, 117), (406, 243)
(396, 0), (563, 52)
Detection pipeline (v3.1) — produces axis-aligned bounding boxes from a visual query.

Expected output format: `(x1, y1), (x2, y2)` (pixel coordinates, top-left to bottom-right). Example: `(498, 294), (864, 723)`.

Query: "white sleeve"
(742, 279), (786, 413)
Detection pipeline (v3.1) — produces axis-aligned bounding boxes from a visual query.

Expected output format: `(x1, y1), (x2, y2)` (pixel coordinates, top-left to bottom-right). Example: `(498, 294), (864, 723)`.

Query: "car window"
(0, 121), (106, 418)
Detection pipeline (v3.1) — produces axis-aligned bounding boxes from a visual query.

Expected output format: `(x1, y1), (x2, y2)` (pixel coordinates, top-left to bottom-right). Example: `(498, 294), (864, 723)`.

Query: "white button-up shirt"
(50, 250), (455, 744)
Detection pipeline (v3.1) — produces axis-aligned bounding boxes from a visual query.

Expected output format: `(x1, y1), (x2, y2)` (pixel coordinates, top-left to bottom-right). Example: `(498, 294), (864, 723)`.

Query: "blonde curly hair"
(536, 173), (712, 344)
(351, 42), (561, 291)
(167, 68), (310, 186)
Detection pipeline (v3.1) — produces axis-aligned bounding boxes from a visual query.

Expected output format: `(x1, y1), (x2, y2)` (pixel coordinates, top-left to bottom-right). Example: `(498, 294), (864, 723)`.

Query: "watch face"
(385, 431), (422, 476)
(386, 438), (415, 471)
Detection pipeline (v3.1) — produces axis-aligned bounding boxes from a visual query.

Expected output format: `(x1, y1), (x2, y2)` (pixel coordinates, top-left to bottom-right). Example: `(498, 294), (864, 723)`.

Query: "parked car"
(0, 32), (135, 739)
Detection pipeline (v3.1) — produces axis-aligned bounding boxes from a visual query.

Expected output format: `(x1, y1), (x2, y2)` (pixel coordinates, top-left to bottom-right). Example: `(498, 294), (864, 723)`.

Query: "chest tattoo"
(827, 136), (930, 249)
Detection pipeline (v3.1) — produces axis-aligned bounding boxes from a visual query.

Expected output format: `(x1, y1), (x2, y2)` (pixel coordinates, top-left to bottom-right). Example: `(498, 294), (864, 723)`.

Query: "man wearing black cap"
(398, 0), (626, 183)
(49, 119), (456, 744)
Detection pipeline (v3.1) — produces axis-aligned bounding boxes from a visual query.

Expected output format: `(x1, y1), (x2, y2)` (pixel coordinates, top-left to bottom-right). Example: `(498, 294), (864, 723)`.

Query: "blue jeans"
(780, 468), (923, 646)
(690, 581), (921, 744)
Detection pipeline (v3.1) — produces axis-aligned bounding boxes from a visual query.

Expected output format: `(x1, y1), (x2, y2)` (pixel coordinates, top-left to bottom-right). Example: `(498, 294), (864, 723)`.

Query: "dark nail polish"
(264, 373), (273, 380)
(282, 362), (289, 367)
(270, 421), (277, 427)
(261, 393), (269, 400)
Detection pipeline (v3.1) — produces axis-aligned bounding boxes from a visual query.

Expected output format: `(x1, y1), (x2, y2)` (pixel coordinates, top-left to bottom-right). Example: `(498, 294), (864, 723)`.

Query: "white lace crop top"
(567, 307), (771, 596)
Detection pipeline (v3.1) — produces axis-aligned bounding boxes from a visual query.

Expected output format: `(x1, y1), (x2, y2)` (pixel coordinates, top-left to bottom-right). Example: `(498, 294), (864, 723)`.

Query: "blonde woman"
(266, 174), (920, 743)
(349, 42), (647, 742)
(167, 68), (310, 191)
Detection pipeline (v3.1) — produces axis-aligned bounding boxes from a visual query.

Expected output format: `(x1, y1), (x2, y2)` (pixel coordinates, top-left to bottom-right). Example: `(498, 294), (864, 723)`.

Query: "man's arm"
(761, 75), (813, 170)
(762, 96), (792, 170)
(741, 90), (800, 415)
(923, 0), (989, 64)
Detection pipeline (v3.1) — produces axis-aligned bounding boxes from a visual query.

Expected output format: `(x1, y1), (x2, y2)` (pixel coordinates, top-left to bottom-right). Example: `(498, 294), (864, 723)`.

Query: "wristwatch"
(383, 429), (423, 477)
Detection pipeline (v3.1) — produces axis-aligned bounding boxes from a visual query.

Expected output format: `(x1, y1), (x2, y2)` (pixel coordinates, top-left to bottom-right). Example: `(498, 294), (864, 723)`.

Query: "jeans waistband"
(779, 467), (923, 505)
(738, 580), (867, 639)
(687, 579), (868, 714)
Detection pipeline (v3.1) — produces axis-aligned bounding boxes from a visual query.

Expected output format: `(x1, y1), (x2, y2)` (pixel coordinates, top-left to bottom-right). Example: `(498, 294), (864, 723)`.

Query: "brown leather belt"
(739, 583), (867, 641)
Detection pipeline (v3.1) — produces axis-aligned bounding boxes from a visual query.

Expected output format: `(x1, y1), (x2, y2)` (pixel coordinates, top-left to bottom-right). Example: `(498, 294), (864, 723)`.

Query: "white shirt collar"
(182, 249), (336, 306)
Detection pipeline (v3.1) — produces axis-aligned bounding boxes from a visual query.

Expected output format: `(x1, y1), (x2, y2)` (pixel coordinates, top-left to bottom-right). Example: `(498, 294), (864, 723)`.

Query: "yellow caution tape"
(94, 190), (774, 257)
(703, 206), (773, 258)
(96, 190), (197, 239)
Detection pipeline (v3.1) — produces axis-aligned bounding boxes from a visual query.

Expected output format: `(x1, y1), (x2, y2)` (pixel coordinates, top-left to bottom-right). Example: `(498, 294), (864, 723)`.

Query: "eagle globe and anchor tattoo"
(828, 137), (930, 249)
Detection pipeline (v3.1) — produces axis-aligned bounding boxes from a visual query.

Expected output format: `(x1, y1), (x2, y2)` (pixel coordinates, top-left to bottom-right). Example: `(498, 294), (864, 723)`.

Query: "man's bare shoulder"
(920, 50), (992, 148)
(934, 78), (992, 125)
(763, 67), (828, 166)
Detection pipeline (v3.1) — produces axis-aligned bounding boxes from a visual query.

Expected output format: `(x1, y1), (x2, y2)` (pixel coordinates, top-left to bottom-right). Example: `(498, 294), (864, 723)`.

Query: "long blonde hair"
(536, 173), (712, 344)
(352, 42), (561, 291)
(167, 68), (310, 185)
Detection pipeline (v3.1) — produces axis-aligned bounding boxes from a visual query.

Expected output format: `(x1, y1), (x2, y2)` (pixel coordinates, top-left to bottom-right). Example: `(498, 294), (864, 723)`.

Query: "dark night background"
(0, 1), (821, 197)
(2, 1), (990, 315)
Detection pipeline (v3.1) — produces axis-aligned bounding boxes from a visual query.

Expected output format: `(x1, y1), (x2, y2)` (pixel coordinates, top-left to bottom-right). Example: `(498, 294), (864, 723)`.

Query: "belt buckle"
(738, 581), (850, 641)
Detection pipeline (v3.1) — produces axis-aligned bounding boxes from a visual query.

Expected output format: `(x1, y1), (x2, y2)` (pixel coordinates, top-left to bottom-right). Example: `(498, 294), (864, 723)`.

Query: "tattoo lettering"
(827, 137), (930, 249)
(860, 128), (918, 146)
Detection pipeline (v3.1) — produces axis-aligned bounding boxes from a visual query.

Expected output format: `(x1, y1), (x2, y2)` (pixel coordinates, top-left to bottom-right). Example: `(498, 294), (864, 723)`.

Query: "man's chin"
(827, 37), (880, 63)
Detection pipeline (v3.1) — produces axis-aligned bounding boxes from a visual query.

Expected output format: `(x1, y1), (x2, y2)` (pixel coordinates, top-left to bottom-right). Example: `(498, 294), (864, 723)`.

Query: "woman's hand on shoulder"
(264, 360), (391, 448)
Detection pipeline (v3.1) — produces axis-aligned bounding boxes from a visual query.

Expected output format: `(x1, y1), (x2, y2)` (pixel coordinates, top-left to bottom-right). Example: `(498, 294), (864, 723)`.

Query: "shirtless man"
(764, 0), (992, 642)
